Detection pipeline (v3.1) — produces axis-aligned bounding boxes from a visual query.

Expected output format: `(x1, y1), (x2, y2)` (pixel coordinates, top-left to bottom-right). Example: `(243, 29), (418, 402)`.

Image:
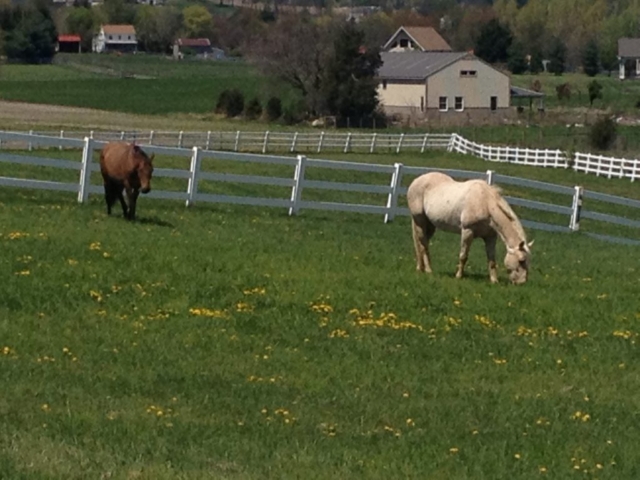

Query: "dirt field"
(0, 100), (235, 132)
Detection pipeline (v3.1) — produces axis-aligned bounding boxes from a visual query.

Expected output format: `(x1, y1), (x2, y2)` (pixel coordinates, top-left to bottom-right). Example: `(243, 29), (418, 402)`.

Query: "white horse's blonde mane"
(489, 185), (527, 242)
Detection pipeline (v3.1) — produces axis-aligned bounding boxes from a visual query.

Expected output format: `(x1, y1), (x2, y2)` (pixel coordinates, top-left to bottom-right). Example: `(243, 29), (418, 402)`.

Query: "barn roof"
(176, 38), (211, 48)
(58, 35), (81, 43)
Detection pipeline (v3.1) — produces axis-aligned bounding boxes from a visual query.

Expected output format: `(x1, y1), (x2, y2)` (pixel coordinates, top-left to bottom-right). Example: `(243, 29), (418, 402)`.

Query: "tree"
(182, 5), (212, 39)
(136, 6), (181, 53)
(507, 40), (527, 75)
(265, 97), (282, 121)
(582, 38), (600, 77)
(65, 7), (96, 52)
(101, 0), (136, 25)
(547, 37), (566, 76)
(474, 18), (512, 64)
(248, 14), (333, 115)
(588, 80), (603, 106)
(4, 4), (57, 63)
(528, 48), (544, 74)
(322, 20), (382, 120)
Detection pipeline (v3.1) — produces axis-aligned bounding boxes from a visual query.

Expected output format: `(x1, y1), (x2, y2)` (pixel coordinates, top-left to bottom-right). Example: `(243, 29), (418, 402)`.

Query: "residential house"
(92, 25), (137, 53)
(377, 51), (511, 124)
(57, 34), (81, 53)
(618, 38), (640, 79)
(382, 26), (452, 53)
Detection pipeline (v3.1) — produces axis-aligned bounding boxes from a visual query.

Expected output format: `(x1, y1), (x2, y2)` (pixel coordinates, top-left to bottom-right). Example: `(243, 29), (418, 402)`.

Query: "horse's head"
(504, 240), (533, 285)
(134, 145), (154, 194)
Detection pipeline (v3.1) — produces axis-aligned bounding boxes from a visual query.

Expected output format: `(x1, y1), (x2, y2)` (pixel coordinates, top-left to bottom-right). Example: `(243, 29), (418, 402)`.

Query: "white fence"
(0, 131), (639, 245)
(4, 129), (639, 182)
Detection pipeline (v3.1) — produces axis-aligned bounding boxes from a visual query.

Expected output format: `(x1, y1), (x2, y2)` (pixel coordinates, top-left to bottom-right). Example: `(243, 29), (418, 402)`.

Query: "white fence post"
(289, 155), (307, 216)
(178, 131), (184, 148)
(205, 131), (212, 150)
(262, 131), (270, 154)
(28, 130), (34, 151)
(384, 162), (404, 223)
(420, 133), (429, 153)
(148, 130), (155, 145)
(395, 133), (405, 154)
(370, 133), (377, 153)
(78, 137), (94, 204)
(234, 130), (241, 152)
(120, 131), (125, 141)
(344, 133), (352, 153)
(317, 132), (325, 153)
(486, 170), (494, 186)
(569, 186), (584, 231)
(446, 134), (456, 153)
(290, 132), (298, 153)
(186, 146), (202, 207)
(59, 130), (64, 151)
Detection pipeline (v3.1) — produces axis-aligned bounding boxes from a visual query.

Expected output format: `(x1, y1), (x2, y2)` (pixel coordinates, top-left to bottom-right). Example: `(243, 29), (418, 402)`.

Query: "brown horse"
(99, 142), (154, 221)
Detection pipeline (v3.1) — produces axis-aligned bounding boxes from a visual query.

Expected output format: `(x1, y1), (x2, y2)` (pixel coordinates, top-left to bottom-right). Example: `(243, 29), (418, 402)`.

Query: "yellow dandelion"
(41, 403), (50, 412)
(539, 466), (547, 473)
(449, 447), (459, 454)
(89, 242), (101, 250)
(406, 418), (415, 427)
(514, 453), (521, 460)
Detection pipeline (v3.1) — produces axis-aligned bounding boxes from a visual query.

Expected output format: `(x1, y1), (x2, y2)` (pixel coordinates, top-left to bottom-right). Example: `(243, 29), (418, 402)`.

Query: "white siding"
(377, 82), (426, 110)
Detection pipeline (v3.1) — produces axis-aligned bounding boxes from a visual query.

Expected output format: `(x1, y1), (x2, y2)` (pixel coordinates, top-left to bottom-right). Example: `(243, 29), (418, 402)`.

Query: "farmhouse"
(618, 37), (640, 79)
(382, 26), (452, 53)
(92, 25), (138, 54)
(377, 51), (511, 125)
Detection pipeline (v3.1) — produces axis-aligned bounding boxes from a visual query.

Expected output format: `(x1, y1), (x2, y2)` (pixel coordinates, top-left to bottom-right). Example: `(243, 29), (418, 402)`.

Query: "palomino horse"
(99, 142), (154, 221)
(407, 172), (533, 284)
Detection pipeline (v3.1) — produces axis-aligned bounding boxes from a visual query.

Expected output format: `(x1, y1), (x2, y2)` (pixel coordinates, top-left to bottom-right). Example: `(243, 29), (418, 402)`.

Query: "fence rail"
(0, 131), (639, 245)
(2, 128), (639, 182)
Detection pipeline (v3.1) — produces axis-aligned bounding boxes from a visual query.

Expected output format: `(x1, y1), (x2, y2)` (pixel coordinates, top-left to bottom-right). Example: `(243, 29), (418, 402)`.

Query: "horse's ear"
(528, 240), (535, 248)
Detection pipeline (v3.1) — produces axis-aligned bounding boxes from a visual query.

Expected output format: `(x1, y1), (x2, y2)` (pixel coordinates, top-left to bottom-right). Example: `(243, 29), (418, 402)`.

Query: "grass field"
(1, 149), (640, 478)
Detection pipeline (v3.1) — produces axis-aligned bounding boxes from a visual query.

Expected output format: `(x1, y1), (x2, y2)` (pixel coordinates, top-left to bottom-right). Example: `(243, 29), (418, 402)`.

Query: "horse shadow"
(135, 216), (175, 228)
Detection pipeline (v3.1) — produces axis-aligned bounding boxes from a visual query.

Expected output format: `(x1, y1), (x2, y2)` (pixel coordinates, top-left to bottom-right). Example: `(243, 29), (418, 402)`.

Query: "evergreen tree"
(547, 38), (567, 76)
(582, 38), (600, 77)
(322, 21), (382, 121)
(528, 48), (544, 74)
(4, 4), (57, 63)
(507, 41), (527, 75)
(474, 18), (512, 64)
(588, 80), (603, 106)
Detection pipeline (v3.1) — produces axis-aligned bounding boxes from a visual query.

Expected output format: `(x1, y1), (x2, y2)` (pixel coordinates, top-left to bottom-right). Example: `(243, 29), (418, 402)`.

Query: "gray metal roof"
(618, 38), (640, 58)
(378, 51), (469, 80)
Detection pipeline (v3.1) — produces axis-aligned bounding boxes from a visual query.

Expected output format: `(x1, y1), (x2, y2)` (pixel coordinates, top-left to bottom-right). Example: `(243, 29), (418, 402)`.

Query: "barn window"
(439, 96), (448, 111)
(108, 35), (112, 40)
(382, 80), (387, 90)
(420, 96), (424, 112)
(400, 39), (409, 48)
(460, 70), (477, 77)
(490, 96), (498, 110)
(455, 97), (464, 111)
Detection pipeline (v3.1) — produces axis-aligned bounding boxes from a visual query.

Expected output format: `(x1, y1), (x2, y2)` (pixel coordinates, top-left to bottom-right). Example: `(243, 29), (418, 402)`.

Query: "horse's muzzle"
(141, 187), (151, 194)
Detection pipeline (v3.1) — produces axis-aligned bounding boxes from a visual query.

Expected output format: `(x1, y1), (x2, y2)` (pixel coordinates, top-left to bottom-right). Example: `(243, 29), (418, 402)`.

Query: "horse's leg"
(126, 188), (140, 221)
(455, 228), (474, 279)
(484, 234), (498, 284)
(412, 214), (435, 273)
(103, 182), (114, 215)
(117, 187), (128, 219)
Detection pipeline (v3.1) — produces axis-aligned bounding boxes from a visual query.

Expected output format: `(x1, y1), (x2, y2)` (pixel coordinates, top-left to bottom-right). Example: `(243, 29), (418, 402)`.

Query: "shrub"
(265, 96), (282, 121)
(589, 116), (617, 150)
(224, 89), (244, 118)
(587, 80), (603, 106)
(215, 89), (230, 114)
(244, 97), (262, 120)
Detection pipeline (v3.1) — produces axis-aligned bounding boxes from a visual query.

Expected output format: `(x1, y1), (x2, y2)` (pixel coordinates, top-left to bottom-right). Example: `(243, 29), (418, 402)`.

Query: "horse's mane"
(488, 184), (527, 241)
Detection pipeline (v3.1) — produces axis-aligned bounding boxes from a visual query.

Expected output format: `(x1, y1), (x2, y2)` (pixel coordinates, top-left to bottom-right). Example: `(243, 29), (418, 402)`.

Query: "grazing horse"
(407, 172), (533, 284)
(99, 142), (154, 221)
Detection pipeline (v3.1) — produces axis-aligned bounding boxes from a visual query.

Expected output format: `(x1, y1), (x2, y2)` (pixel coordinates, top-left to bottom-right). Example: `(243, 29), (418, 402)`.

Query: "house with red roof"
(92, 25), (137, 53)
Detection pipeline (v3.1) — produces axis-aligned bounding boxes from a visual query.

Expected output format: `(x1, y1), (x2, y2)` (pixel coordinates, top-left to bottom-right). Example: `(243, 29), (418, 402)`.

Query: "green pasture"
(1, 149), (639, 479)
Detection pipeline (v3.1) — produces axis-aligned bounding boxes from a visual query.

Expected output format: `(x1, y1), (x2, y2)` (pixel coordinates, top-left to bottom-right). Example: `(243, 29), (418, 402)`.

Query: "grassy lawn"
(1, 149), (639, 478)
